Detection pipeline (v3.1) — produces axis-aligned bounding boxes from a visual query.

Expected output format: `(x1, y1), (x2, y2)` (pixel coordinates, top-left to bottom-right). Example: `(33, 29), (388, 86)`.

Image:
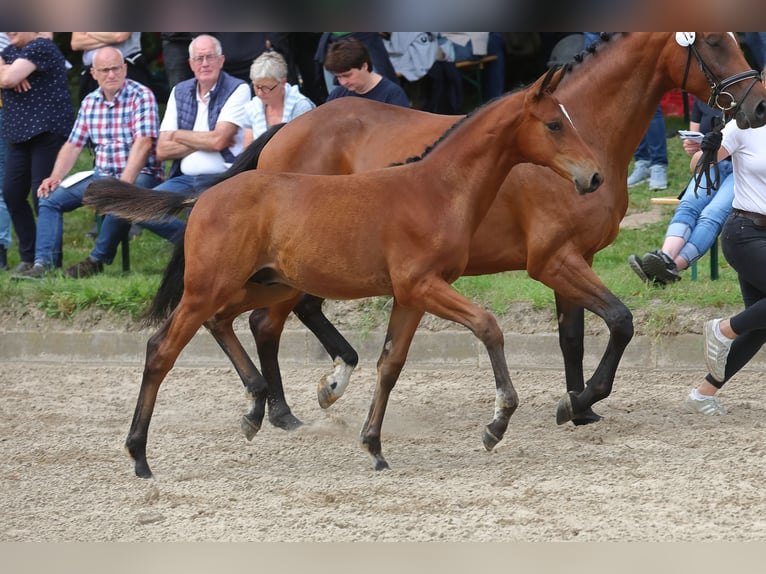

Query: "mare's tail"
(83, 179), (195, 223)
(142, 233), (186, 327)
(204, 122), (287, 187)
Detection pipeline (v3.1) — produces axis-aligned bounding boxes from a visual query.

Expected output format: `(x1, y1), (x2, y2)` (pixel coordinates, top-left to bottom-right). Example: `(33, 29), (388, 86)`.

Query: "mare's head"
(665, 32), (766, 129)
(519, 67), (603, 195)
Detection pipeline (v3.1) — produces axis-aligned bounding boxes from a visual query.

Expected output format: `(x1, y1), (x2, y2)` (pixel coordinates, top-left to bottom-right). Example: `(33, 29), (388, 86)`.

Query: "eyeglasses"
(93, 65), (124, 75)
(253, 83), (279, 93)
(190, 54), (221, 64)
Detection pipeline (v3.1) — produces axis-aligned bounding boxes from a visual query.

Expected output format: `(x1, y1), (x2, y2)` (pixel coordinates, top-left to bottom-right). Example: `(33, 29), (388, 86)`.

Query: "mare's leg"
(406, 279), (518, 451)
(360, 301), (424, 470)
(127, 300), (235, 478)
(249, 293), (306, 431)
(554, 294), (603, 425)
(292, 293), (359, 407)
(531, 256), (633, 425)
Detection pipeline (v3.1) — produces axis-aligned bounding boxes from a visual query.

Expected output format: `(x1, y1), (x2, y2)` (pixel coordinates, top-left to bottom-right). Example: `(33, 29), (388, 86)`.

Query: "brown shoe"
(64, 257), (103, 278)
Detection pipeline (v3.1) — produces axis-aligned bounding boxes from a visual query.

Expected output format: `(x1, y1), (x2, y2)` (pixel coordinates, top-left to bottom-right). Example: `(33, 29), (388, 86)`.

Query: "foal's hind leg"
(292, 293), (359, 408)
(360, 301), (424, 471)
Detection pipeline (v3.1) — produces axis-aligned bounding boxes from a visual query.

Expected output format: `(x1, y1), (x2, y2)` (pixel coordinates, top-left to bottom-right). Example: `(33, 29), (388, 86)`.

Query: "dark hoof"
(482, 427), (501, 451)
(572, 408), (603, 426)
(556, 391), (577, 425)
(241, 414), (262, 441)
(373, 457), (390, 471)
(134, 459), (153, 479)
(269, 411), (303, 431)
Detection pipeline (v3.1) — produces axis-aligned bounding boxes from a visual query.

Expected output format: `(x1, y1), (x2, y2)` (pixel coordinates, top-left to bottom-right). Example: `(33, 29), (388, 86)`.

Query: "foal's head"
(517, 67), (603, 195)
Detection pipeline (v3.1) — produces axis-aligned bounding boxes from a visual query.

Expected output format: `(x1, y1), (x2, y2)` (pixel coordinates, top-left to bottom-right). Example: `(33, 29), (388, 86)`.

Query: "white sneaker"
(627, 160), (651, 187)
(704, 319), (733, 383)
(684, 391), (726, 416)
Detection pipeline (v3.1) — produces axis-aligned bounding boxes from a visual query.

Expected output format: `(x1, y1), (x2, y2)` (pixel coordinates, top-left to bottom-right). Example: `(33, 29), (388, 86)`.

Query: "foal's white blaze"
(559, 103), (575, 129)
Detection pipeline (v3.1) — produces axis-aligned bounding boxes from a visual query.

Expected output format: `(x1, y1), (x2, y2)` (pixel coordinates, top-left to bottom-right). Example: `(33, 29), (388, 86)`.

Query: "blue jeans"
(0, 107), (10, 249)
(666, 160), (734, 265)
(35, 172), (161, 267)
(138, 174), (220, 243)
(633, 105), (668, 166)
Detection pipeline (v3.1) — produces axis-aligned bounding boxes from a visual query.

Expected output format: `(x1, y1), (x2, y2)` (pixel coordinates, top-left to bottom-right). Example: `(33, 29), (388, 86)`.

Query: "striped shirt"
(243, 82), (315, 139)
(69, 78), (163, 180)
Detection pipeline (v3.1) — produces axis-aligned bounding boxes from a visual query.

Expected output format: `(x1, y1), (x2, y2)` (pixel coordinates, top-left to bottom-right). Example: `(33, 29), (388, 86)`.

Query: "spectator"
(12, 46), (163, 279)
(0, 32), (74, 274)
(684, 74), (766, 415)
(160, 32), (195, 89)
(242, 50), (315, 147)
(213, 33), (291, 86)
(440, 32), (506, 100)
(70, 33), (152, 103)
(124, 33), (251, 246)
(315, 33), (400, 98)
(324, 37), (409, 107)
(628, 98), (733, 285)
(0, 33), (10, 270)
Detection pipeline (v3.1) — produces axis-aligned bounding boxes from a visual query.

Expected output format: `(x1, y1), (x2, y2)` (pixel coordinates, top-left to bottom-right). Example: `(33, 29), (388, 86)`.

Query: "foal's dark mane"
(389, 33), (622, 168)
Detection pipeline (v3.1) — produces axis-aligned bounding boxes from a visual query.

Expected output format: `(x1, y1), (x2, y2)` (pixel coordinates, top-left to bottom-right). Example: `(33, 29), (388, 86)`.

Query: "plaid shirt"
(68, 78), (163, 180)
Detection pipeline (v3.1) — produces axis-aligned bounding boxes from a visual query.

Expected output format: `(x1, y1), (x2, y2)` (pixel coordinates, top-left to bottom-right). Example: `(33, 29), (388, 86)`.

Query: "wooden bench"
(649, 196), (719, 280)
(455, 55), (498, 103)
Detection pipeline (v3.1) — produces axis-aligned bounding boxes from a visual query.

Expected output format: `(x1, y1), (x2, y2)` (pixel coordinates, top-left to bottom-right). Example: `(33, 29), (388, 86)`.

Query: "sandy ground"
(2, 360), (765, 542)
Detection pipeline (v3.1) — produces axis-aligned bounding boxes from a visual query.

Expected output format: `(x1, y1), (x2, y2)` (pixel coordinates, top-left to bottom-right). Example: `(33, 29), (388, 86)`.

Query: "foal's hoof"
(482, 427), (501, 451)
(240, 415), (262, 441)
(317, 381), (340, 410)
(373, 457), (390, 471)
(572, 408), (603, 426)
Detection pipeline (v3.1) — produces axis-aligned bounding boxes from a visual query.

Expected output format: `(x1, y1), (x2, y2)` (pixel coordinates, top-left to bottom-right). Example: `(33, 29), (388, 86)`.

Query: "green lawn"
(0, 115), (742, 328)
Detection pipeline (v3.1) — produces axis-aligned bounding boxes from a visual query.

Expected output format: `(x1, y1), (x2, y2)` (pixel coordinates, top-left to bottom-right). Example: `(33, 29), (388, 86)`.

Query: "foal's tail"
(83, 179), (195, 223)
(82, 122), (288, 223)
(204, 122), (287, 187)
(142, 233), (187, 327)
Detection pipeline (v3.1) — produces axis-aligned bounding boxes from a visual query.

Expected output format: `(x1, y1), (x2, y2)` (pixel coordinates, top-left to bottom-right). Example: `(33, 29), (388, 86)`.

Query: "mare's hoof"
(134, 460), (153, 479)
(241, 415), (262, 441)
(572, 408), (603, 426)
(373, 457), (390, 471)
(482, 427), (501, 451)
(556, 392), (577, 425)
(317, 381), (339, 409)
(270, 411), (303, 431)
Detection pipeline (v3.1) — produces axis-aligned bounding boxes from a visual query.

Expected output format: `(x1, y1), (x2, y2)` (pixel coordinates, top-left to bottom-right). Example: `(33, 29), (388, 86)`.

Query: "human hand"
(37, 177), (60, 198)
(682, 139), (700, 156)
(14, 78), (31, 92)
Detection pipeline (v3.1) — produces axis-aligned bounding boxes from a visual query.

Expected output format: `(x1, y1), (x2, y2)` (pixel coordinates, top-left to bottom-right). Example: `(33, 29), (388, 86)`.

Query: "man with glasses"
(14, 46), (163, 279)
(121, 34), (251, 251)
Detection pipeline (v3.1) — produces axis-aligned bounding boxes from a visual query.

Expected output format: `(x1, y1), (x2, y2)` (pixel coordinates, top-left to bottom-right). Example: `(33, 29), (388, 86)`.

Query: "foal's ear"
(535, 65), (566, 99)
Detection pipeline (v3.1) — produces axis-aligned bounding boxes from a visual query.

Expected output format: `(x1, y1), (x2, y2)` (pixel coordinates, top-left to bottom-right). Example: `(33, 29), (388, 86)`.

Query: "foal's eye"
(546, 120), (562, 132)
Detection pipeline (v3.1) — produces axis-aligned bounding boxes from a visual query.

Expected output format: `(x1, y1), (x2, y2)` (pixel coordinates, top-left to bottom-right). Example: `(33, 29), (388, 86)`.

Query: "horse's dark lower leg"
(205, 316), (276, 440)
(293, 293), (359, 407)
(555, 296), (602, 425)
(556, 298), (633, 425)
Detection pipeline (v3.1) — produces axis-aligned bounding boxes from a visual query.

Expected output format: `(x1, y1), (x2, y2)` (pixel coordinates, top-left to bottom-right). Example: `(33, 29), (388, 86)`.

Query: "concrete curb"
(3, 328), (765, 372)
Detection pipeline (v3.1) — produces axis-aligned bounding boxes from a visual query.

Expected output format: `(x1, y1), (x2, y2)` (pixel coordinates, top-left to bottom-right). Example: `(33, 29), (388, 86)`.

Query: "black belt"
(732, 208), (766, 227)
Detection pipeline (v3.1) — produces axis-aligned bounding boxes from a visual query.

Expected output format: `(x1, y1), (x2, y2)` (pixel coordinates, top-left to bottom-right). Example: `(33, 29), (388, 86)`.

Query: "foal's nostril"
(588, 172), (604, 193)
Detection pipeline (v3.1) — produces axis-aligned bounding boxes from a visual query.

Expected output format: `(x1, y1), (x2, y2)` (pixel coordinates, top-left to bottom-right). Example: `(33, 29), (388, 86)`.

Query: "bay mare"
(87, 67), (603, 477)
(85, 33), (766, 441)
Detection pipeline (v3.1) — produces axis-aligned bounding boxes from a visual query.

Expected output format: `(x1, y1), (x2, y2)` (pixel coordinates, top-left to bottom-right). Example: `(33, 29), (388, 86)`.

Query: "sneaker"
(11, 263), (50, 280)
(649, 164), (668, 190)
(628, 254), (651, 284)
(641, 250), (681, 285)
(704, 319), (733, 383)
(627, 160), (651, 187)
(683, 391), (726, 415)
(64, 257), (103, 279)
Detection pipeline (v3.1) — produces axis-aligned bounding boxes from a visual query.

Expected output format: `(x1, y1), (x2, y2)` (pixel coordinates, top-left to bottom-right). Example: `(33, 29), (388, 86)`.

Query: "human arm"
(681, 120), (702, 156)
(689, 142), (730, 172)
(242, 127), (254, 148)
(119, 136), (154, 184)
(0, 55), (36, 89)
(156, 121), (239, 161)
(71, 32), (131, 51)
(37, 142), (84, 197)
